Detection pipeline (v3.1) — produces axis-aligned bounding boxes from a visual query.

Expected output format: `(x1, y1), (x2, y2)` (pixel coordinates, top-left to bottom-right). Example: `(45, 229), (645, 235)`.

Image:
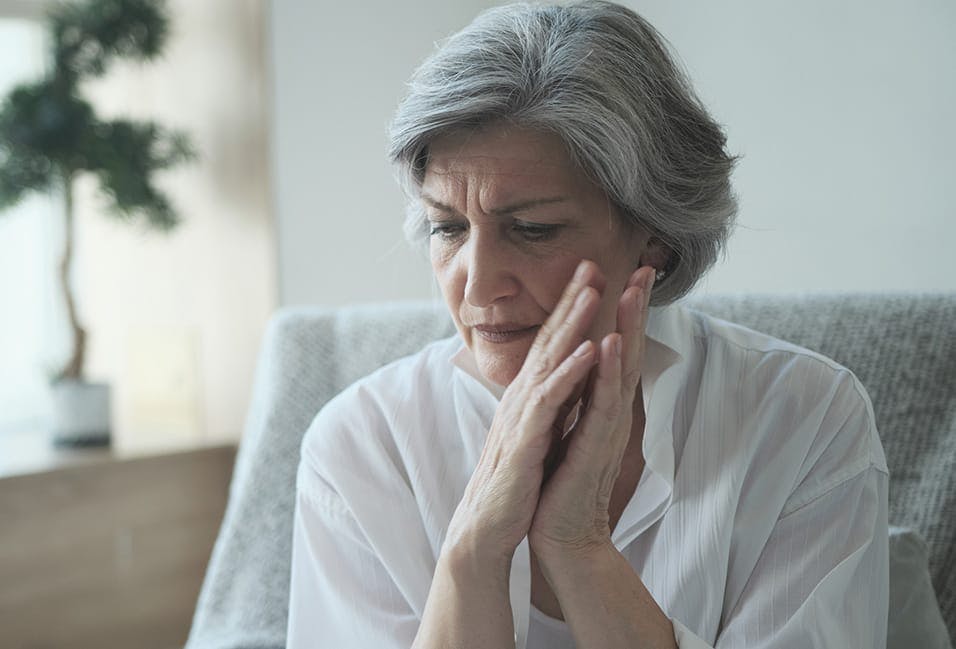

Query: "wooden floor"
(0, 444), (236, 649)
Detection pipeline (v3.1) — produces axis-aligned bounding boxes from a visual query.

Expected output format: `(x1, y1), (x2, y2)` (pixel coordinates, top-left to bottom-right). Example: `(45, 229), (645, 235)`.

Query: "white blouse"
(287, 304), (889, 649)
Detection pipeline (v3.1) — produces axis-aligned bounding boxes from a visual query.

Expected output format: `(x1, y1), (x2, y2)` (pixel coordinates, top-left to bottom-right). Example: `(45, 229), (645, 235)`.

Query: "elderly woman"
(287, 2), (888, 648)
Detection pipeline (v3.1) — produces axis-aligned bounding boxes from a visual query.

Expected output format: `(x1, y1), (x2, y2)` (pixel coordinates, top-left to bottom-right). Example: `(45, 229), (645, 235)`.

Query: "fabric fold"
(511, 537), (532, 649)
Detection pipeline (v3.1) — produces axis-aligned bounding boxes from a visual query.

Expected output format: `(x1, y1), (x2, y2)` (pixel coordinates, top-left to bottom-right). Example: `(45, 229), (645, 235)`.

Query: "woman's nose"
(462, 229), (520, 308)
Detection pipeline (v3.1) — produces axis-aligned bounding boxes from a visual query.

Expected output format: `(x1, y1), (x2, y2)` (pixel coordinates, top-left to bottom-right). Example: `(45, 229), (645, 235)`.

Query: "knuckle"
(595, 397), (623, 423)
(532, 323), (554, 348)
(607, 402), (624, 422)
(555, 311), (580, 335)
(528, 385), (553, 410)
(549, 359), (573, 384)
(622, 367), (642, 391)
(524, 353), (553, 381)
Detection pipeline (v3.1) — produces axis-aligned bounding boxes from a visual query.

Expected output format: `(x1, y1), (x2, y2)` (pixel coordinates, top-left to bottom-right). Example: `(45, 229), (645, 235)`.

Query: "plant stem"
(57, 168), (86, 383)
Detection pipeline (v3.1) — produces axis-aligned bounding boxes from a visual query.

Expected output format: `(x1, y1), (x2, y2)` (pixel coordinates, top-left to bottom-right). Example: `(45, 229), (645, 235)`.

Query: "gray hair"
(388, 0), (738, 304)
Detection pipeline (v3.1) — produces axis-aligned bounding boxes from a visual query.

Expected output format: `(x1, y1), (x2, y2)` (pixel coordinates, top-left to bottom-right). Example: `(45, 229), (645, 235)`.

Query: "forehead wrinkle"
(423, 126), (602, 218)
(423, 166), (572, 216)
(424, 180), (574, 220)
(425, 156), (569, 179)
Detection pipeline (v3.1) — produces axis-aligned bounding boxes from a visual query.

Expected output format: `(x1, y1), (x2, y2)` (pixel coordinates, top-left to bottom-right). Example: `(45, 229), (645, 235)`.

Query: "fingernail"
(628, 267), (642, 287)
(614, 336), (622, 357)
(573, 340), (591, 357)
(574, 259), (590, 281)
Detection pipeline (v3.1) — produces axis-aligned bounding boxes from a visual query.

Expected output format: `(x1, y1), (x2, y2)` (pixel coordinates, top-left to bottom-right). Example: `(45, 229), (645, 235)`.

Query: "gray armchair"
(185, 295), (956, 648)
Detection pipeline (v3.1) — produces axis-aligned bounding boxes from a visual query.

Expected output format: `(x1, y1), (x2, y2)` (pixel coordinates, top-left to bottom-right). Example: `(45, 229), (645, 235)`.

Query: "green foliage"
(52, 0), (170, 80)
(88, 120), (195, 230)
(0, 0), (196, 230)
(0, 81), (90, 207)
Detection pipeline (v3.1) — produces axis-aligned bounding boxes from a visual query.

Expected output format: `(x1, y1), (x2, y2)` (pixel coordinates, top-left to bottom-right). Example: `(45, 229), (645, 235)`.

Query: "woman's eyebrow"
(420, 193), (569, 216)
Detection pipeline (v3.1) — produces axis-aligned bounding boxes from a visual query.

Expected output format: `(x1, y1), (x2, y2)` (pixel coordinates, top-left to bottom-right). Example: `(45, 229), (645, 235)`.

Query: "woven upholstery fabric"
(689, 293), (956, 643)
(185, 301), (454, 649)
(185, 294), (956, 649)
(888, 527), (951, 649)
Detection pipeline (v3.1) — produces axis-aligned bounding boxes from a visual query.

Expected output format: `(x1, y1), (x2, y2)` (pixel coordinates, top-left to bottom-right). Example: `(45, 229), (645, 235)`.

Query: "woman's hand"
(528, 264), (655, 558)
(442, 259), (608, 567)
(529, 267), (654, 555)
(443, 258), (655, 566)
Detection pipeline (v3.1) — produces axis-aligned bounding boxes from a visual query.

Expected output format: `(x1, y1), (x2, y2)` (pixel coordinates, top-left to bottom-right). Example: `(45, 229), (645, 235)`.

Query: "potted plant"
(0, 0), (195, 446)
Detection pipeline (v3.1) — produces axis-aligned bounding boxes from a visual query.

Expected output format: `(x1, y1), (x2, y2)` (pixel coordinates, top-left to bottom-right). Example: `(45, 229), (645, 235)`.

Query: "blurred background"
(1, 0), (953, 451)
(0, 0), (274, 453)
(0, 0), (953, 646)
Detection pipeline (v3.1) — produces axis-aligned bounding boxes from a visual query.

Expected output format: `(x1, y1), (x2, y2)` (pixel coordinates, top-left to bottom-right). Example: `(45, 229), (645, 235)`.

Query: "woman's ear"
(638, 236), (672, 274)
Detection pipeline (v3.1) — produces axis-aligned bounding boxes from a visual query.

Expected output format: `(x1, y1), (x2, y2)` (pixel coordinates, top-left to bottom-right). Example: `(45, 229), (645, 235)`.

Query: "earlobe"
(638, 236), (672, 279)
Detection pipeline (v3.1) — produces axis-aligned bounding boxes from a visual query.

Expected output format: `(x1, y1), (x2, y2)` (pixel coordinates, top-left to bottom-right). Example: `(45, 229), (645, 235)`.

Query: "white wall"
(632, 0), (956, 295)
(272, 0), (503, 307)
(271, 1), (956, 307)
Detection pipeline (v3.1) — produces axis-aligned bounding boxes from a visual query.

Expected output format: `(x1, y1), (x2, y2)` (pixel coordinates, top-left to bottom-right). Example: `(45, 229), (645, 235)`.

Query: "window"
(0, 13), (66, 434)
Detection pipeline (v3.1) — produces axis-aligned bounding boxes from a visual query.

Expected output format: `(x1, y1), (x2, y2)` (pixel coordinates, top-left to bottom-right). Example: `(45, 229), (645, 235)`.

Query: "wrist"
(532, 536), (618, 584)
(530, 533), (614, 565)
(440, 531), (515, 591)
(417, 533), (517, 649)
(532, 540), (678, 649)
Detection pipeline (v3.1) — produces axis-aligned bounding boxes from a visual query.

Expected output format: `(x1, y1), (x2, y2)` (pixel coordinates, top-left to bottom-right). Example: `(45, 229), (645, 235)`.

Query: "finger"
(524, 261), (604, 380)
(534, 261), (604, 349)
(618, 267), (655, 393)
(617, 286), (644, 393)
(524, 286), (600, 384)
(626, 264), (656, 290)
(519, 339), (596, 452)
(535, 261), (594, 345)
(574, 333), (624, 449)
(543, 391), (585, 482)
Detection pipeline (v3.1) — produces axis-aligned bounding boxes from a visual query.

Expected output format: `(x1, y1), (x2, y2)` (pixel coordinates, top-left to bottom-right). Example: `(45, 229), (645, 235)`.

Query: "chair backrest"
(185, 294), (956, 649)
(690, 292), (956, 642)
(185, 301), (455, 649)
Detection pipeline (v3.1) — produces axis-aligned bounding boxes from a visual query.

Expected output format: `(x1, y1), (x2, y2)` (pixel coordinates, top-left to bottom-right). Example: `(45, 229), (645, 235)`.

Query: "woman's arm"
(535, 454), (888, 649)
(535, 541), (678, 649)
(288, 474), (421, 648)
(413, 536), (516, 649)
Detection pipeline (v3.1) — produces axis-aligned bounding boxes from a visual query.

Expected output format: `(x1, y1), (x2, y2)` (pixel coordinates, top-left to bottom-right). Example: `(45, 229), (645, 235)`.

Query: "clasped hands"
(445, 259), (656, 568)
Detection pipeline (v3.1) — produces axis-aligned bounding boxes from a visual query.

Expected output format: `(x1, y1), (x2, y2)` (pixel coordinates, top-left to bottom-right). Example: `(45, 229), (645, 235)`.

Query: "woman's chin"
(474, 350), (526, 388)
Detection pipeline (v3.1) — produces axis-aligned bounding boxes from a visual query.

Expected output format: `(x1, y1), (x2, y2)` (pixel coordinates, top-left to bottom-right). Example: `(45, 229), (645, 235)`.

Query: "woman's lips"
(473, 324), (540, 343)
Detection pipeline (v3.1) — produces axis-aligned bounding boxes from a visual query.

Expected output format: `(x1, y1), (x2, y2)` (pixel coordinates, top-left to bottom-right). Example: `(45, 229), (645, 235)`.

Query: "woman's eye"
(428, 222), (466, 240)
(513, 221), (560, 242)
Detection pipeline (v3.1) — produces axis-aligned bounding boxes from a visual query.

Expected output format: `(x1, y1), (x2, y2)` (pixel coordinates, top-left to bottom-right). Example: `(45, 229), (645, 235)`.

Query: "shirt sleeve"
(287, 458), (420, 648)
(672, 463), (889, 649)
(666, 349), (891, 649)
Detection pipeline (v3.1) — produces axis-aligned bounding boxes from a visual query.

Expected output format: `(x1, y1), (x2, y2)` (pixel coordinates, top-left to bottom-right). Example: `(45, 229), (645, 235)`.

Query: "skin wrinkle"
(424, 125), (653, 388)
(421, 192), (571, 218)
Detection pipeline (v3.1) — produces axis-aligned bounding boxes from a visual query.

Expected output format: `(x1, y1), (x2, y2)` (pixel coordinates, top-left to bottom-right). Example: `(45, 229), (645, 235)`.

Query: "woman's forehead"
(422, 126), (593, 199)
(426, 125), (571, 172)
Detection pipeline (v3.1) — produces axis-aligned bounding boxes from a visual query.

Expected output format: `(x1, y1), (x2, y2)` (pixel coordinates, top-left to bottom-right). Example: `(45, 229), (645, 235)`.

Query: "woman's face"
(422, 124), (653, 387)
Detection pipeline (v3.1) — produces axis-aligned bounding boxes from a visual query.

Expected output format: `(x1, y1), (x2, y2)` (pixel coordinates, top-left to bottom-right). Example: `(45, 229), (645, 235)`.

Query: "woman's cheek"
(429, 240), (458, 275)
(542, 255), (588, 309)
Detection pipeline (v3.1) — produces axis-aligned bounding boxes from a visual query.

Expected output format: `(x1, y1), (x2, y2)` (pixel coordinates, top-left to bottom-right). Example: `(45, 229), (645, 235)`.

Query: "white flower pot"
(50, 380), (112, 446)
